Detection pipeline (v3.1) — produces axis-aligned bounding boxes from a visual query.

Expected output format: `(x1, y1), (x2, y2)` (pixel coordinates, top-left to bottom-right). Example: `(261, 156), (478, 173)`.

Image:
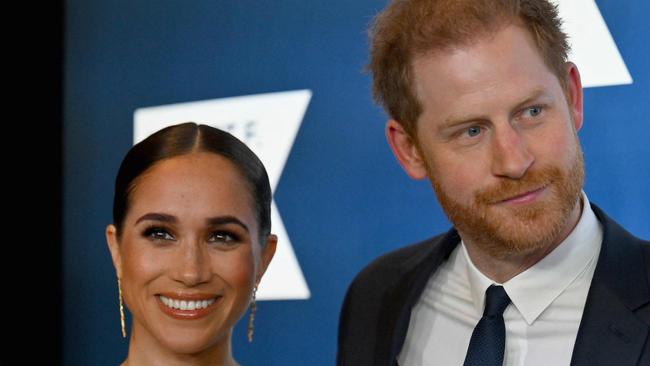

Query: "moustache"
(474, 167), (562, 205)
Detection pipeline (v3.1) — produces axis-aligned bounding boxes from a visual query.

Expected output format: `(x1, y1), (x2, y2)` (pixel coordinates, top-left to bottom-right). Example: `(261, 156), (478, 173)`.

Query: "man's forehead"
(410, 25), (567, 127)
(413, 25), (555, 89)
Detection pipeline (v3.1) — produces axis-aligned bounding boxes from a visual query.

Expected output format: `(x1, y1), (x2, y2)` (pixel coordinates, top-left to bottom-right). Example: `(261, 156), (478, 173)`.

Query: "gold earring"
(118, 278), (127, 338)
(247, 285), (257, 343)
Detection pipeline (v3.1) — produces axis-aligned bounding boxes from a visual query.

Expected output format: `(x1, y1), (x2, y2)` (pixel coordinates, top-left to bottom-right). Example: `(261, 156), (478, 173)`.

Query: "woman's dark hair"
(112, 122), (272, 243)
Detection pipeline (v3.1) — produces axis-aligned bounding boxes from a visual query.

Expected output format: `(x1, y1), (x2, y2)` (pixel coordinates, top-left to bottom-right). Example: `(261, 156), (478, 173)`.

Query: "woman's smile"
(157, 293), (223, 320)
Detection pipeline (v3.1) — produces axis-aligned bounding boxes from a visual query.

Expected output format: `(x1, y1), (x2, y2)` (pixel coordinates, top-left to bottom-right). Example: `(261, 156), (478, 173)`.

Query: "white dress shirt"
(398, 192), (603, 366)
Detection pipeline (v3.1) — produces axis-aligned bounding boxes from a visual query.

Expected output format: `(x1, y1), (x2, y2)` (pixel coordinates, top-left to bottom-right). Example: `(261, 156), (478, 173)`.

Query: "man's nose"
(173, 241), (211, 286)
(490, 123), (535, 179)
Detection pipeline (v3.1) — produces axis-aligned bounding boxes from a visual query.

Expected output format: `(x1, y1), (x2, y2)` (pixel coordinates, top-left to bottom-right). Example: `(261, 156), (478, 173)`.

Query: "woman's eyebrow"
(135, 212), (249, 233)
(205, 216), (249, 233)
(135, 212), (176, 225)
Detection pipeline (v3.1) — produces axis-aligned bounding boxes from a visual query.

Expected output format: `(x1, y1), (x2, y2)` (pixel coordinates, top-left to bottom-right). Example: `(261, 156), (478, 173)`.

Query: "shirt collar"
(462, 191), (602, 324)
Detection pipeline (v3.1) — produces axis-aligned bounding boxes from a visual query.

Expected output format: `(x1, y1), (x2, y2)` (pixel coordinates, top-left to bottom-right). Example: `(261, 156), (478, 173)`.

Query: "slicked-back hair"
(369, 0), (569, 136)
(112, 122), (272, 243)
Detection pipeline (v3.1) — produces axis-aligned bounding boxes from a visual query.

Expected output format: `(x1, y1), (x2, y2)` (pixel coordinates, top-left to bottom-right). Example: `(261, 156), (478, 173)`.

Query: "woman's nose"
(173, 241), (211, 286)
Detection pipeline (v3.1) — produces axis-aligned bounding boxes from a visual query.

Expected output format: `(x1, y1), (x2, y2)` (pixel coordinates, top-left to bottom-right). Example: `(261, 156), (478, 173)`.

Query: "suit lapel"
(571, 281), (648, 366)
(369, 204), (648, 365)
(375, 229), (461, 365)
(571, 204), (650, 366)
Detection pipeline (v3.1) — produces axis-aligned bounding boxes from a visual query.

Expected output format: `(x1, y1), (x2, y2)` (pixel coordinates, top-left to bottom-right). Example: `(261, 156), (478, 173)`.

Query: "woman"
(105, 122), (277, 366)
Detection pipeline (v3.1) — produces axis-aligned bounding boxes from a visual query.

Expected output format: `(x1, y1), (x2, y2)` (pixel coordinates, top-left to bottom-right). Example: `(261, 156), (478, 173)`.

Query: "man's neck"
(462, 198), (584, 284)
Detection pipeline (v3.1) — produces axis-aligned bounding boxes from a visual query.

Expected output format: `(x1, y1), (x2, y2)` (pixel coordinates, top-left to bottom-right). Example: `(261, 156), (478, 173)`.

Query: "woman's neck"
(120, 324), (238, 366)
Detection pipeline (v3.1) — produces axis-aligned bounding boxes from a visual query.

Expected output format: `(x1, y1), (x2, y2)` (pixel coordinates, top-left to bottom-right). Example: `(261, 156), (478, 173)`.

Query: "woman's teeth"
(159, 295), (216, 310)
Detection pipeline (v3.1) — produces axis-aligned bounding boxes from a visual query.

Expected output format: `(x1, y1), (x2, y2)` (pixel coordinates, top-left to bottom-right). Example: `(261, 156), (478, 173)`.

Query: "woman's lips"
(156, 293), (222, 320)
(499, 186), (547, 205)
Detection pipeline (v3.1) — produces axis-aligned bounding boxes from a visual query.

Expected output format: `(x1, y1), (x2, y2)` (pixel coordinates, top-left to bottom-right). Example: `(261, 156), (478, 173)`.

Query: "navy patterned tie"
(463, 285), (511, 366)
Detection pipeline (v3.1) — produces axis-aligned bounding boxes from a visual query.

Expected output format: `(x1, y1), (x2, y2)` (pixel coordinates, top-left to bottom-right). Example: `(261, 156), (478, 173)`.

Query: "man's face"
(387, 23), (585, 258)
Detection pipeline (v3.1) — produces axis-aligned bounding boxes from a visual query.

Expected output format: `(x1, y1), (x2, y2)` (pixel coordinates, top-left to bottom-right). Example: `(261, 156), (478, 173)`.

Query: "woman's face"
(106, 152), (276, 354)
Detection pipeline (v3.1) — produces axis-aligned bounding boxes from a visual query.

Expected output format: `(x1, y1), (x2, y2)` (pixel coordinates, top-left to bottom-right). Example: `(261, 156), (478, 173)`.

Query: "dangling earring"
(247, 285), (257, 343)
(118, 277), (127, 338)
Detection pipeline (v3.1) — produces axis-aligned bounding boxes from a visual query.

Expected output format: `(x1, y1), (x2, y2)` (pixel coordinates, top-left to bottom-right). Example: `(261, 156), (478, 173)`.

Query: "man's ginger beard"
(424, 137), (585, 260)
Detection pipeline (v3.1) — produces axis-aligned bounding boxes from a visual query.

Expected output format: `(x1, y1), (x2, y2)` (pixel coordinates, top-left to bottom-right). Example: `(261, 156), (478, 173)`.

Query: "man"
(337, 1), (649, 365)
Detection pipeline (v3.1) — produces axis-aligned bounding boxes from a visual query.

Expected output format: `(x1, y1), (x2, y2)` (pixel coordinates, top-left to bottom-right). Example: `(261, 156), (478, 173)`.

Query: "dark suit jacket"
(337, 204), (650, 365)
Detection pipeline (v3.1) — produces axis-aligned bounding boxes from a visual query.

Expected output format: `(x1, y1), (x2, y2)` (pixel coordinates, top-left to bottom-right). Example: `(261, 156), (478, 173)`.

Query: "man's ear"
(105, 224), (123, 279)
(386, 119), (429, 180)
(565, 62), (584, 132)
(256, 234), (277, 285)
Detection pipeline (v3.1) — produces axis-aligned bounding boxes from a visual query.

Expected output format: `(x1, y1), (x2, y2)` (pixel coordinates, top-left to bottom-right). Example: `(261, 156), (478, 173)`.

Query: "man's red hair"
(369, 0), (569, 136)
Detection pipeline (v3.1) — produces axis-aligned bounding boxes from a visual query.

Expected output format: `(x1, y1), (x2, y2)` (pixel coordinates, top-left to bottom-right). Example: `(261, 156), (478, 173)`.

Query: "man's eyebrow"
(438, 88), (548, 131)
(135, 213), (249, 232)
(511, 88), (547, 113)
(439, 114), (487, 132)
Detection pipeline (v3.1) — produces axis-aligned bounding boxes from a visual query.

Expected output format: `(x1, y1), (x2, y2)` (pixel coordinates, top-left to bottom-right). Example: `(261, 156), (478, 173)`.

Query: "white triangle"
(133, 90), (312, 300)
(554, 0), (633, 87)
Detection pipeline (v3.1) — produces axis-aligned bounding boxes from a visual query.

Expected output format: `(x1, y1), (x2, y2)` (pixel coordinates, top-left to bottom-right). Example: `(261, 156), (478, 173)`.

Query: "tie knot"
(483, 285), (510, 317)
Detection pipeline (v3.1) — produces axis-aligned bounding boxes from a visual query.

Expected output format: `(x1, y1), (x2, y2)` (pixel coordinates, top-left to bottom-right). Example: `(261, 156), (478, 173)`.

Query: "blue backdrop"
(64, 1), (649, 364)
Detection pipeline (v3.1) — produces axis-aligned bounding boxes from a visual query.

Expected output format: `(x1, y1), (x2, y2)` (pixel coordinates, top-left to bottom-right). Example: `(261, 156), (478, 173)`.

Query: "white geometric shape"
(257, 201), (307, 300)
(133, 90), (312, 300)
(555, 0), (633, 87)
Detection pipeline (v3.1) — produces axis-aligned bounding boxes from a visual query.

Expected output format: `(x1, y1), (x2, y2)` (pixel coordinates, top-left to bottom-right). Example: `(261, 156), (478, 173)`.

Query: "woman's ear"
(256, 234), (277, 284)
(105, 224), (123, 279)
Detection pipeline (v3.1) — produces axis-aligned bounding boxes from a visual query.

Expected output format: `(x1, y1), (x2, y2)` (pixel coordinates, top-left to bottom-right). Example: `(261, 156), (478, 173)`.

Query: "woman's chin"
(155, 328), (231, 356)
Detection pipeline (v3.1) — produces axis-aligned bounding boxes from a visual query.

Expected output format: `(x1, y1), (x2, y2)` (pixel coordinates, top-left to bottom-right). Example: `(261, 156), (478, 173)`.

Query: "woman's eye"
(209, 231), (238, 244)
(143, 227), (174, 241)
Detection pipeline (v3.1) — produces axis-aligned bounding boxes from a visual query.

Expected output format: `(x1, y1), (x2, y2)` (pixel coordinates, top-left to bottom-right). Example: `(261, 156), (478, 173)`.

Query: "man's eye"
(526, 106), (543, 117)
(143, 227), (174, 241)
(466, 126), (482, 137)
